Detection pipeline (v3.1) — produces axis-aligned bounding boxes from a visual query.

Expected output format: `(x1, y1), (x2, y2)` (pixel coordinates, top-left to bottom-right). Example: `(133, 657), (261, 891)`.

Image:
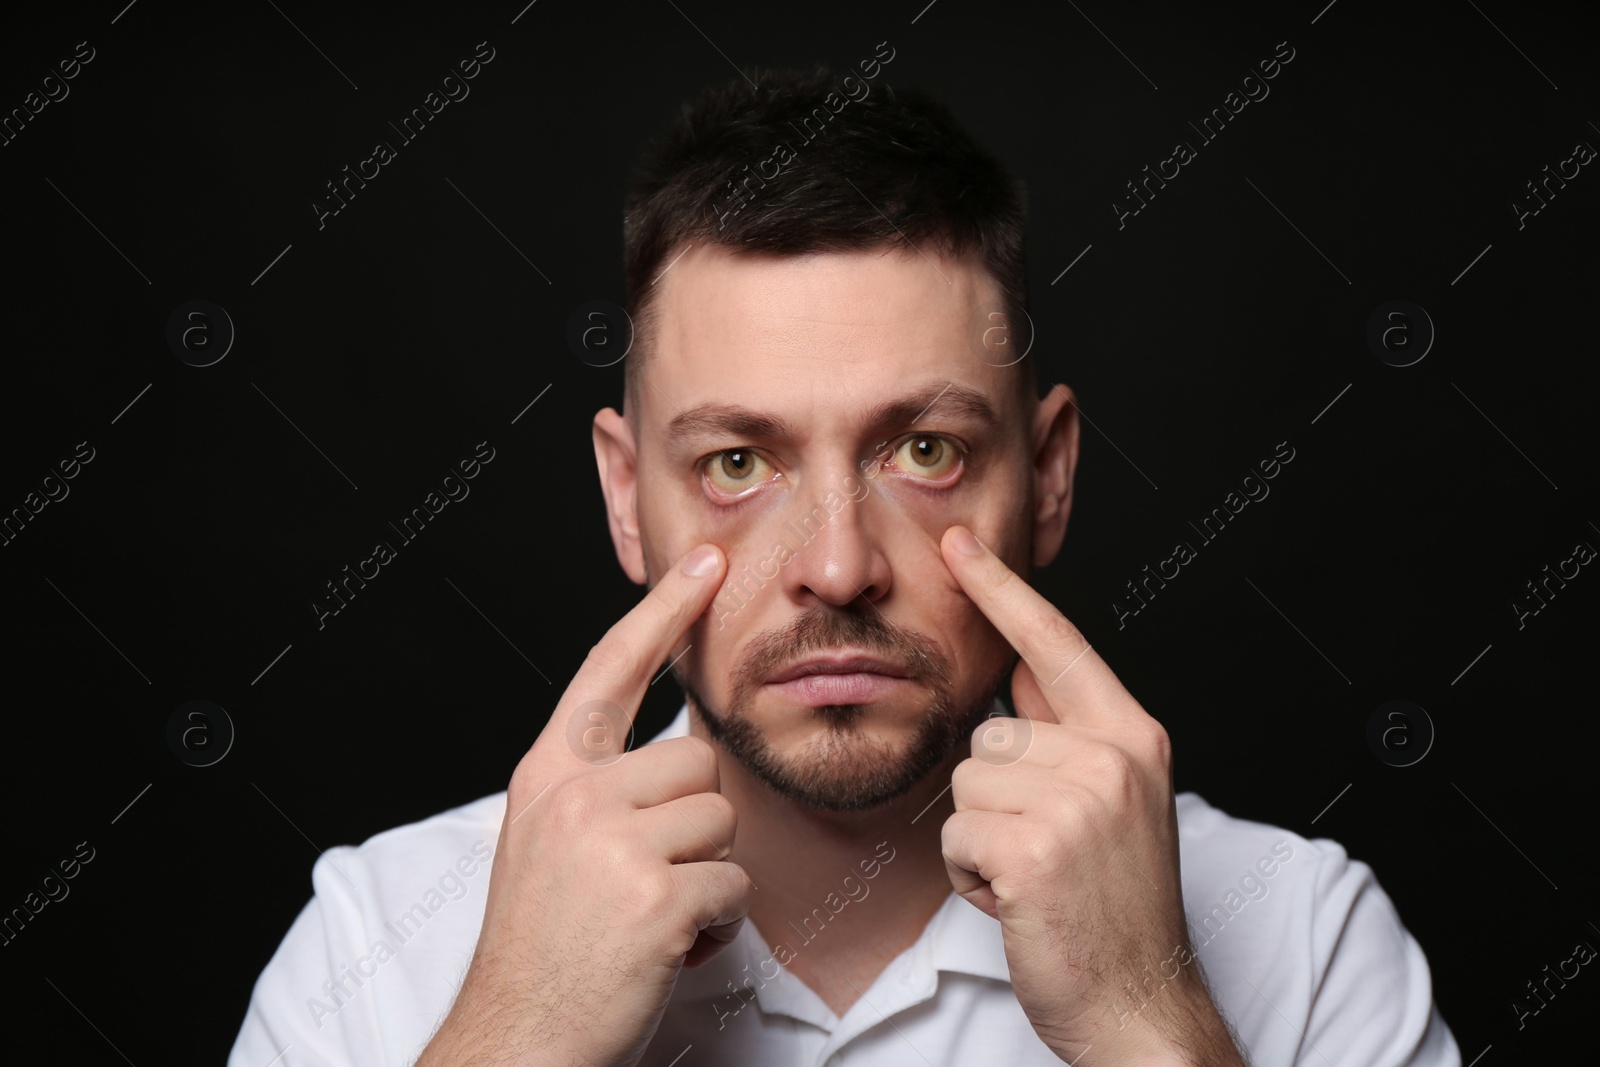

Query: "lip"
(765, 652), (911, 685)
(766, 672), (910, 706)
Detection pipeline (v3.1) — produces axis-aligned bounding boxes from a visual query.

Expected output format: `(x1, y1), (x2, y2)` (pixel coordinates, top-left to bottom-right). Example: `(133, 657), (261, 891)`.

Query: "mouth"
(763, 651), (914, 706)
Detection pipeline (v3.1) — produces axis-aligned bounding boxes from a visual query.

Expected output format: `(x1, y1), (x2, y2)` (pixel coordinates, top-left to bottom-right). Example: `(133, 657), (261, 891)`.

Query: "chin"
(759, 678), (946, 740)
(684, 674), (999, 815)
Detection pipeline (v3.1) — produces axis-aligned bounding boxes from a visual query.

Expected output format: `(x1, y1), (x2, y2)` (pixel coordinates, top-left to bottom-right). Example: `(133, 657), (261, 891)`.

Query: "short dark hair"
(621, 67), (1033, 409)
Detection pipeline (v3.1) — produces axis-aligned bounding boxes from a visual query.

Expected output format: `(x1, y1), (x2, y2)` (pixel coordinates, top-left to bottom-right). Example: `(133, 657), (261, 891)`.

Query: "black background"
(2, 0), (1595, 1062)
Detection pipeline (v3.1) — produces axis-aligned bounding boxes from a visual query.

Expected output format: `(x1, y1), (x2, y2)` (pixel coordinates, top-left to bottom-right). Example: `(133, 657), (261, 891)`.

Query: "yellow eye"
(704, 449), (774, 495)
(894, 435), (961, 479)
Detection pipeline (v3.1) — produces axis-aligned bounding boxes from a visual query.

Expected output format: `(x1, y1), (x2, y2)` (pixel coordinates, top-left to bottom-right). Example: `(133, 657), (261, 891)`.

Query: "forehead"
(640, 243), (1013, 440)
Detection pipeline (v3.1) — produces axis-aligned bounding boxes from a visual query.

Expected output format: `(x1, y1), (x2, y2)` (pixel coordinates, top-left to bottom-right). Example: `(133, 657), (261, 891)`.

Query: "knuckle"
(729, 863), (756, 901)
(951, 757), (981, 794)
(508, 755), (543, 801)
(1090, 743), (1135, 784)
(695, 864), (752, 926)
(547, 776), (604, 831)
(1038, 611), (1085, 660)
(1079, 745), (1138, 809)
(584, 635), (641, 683)
(1012, 821), (1062, 871)
(591, 834), (630, 873)
(939, 809), (969, 854)
(653, 735), (720, 795)
(632, 867), (679, 914)
(1053, 783), (1114, 846)
(680, 794), (736, 857)
(677, 734), (721, 782)
(705, 789), (736, 821)
(703, 792), (738, 840)
(1144, 719), (1173, 769)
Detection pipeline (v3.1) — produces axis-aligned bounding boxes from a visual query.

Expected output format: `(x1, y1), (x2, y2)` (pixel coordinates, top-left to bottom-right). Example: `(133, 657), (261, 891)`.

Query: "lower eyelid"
(703, 468), (782, 504)
(883, 463), (964, 490)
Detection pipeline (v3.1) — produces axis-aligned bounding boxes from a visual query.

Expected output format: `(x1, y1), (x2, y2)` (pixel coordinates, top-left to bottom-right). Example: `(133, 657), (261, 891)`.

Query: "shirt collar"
(649, 701), (1015, 987)
(925, 885), (1012, 983)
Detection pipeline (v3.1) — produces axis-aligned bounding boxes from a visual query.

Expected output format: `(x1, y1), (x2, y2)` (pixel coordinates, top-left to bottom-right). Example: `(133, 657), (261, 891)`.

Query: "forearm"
(1053, 974), (1249, 1067)
(414, 964), (583, 1067)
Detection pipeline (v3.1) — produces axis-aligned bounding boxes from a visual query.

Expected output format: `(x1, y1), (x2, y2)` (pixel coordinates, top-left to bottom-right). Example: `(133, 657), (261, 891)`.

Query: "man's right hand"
(417, 543), (749, 1067)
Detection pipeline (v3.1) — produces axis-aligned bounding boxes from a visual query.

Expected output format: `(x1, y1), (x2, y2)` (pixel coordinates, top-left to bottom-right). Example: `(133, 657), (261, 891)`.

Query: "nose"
(777, 466), (891, 609)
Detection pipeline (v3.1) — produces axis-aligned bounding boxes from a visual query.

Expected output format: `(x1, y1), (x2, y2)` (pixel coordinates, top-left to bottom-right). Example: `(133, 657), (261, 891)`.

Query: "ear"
(1030, 383), (1080, 569)
(593, 407), (648, 585)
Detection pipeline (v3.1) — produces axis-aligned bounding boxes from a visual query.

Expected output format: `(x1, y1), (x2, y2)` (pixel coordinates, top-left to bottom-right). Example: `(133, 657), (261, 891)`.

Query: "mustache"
(731, 605), (951, 693)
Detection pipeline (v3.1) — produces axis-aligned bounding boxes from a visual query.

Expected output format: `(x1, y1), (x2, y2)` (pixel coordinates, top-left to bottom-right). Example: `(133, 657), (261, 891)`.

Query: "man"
(230, 68), (1460, 1066)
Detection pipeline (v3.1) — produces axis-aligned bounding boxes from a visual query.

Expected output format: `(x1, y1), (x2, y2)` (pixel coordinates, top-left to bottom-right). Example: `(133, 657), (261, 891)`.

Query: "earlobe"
(1031, 384), (1080, 569)
(592, 407), (648, 584)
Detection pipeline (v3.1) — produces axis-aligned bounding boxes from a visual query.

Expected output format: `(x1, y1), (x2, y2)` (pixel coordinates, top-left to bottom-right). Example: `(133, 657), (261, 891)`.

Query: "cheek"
(675, 508), (795, 658)
(679, 586), (744, 703)
(965, 488), (1034, 576)
(872, 503), (1008, 664)
(950, 599), (1013, 672)
(869, 476), (972, 540)
(871, 472), (1024, 573)
(682, 609), (727, 686)
(870, 490), (1020, 672)
(699, 512), (793, 609)
(639, 467), (759, 581)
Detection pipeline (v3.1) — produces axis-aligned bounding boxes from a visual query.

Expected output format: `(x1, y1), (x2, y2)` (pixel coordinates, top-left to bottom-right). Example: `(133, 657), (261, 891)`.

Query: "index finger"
(537, 542), (726, 758)
(939, 525), (1133, 726)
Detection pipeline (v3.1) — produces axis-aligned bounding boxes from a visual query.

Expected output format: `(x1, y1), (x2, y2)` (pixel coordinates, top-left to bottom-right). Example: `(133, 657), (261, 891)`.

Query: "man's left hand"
(938, 524), (1247, 1067)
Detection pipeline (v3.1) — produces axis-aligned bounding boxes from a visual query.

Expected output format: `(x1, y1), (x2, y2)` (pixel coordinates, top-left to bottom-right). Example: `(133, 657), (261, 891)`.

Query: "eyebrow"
(661, 381), (1001, 448)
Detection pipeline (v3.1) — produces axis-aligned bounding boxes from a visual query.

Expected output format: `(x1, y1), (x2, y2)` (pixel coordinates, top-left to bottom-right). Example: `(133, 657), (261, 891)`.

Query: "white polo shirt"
(229, 704), (1461, 1066)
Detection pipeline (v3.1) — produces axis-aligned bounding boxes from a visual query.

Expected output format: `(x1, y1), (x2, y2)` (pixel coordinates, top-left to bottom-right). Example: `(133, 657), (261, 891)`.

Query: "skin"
(419, 243), (1244, 1066)
(593, 244), (1245, 1063)
(596, 243), (1070, 1021)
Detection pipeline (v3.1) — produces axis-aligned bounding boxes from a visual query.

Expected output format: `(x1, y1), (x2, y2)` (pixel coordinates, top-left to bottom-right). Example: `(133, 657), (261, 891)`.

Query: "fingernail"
(951, 526), (985, 557)
(682, 544), (721, 577)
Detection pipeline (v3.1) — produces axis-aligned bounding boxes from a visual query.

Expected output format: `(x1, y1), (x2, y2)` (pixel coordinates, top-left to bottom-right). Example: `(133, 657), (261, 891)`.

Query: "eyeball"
(894, 435), (960, 479)
(704, 449), (775, 494)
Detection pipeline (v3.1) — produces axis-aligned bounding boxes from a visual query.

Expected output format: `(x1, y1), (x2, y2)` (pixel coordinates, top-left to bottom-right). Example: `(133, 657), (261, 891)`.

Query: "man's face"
(600, 243), (1061, 814)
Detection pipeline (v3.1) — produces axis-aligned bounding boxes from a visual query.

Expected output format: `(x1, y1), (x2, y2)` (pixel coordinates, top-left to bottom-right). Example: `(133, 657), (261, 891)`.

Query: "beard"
(675, 603), (1016, 814)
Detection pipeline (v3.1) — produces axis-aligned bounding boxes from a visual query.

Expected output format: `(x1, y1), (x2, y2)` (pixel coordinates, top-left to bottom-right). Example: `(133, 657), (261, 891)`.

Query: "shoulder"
(1173, 792), (1460, 1066)
(316, 790), (508, 891)
(1173, 791), (1408, 959)
(228, 791), (509, 1066)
